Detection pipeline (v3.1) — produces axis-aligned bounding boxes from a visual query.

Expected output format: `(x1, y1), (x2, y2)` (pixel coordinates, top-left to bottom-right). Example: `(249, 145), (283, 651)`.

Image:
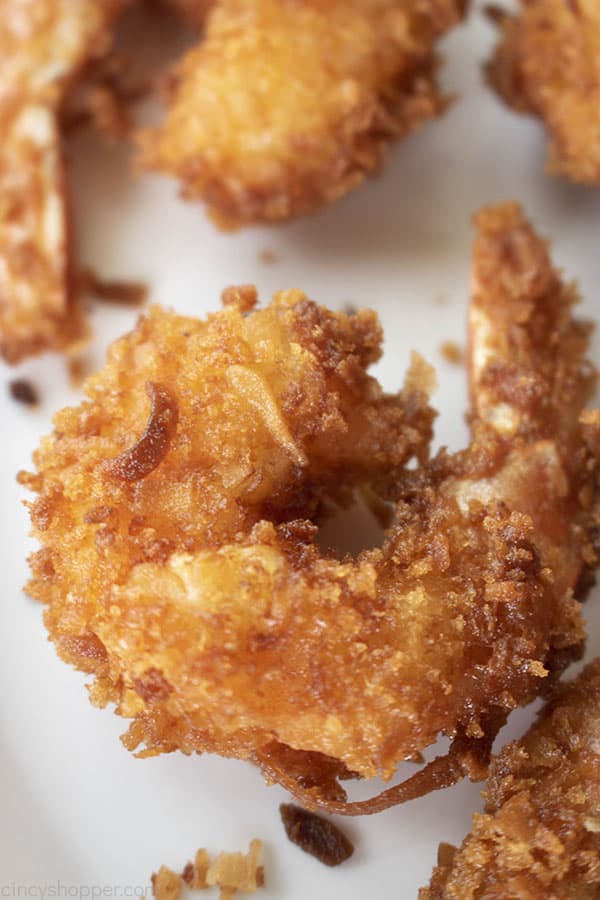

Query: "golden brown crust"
(487, 0), (600, 183)
(0, 0), (126, 363)
(138, 0), (467, 228)
(421, 659), (600, 899)
(21, 206), (600, 810)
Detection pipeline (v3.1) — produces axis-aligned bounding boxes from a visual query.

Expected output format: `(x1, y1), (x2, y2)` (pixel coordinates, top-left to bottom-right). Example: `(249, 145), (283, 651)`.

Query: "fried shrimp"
(21, 205), (600, 814)
(487, 0), (600, 184)
(138, 0), (468, 228)
(0, 0), (126, 364)
(421, 659), (600, 899)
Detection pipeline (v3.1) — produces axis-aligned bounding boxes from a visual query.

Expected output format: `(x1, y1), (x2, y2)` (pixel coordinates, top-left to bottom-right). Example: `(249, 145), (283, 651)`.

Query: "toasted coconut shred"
(280, 803), (354, 866)
(106, 381), (179, 482)
(81, 267), (149, 307)
(8, 377), (39, 406)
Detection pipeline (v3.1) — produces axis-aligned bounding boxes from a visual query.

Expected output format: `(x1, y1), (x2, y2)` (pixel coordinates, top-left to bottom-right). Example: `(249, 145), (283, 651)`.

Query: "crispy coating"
(139, 0), (468, 228)
(21, 205), (600, 812)
(421, 659), (600, 899)
(487, 0), (600, 183)
(0, 0), (125, 363)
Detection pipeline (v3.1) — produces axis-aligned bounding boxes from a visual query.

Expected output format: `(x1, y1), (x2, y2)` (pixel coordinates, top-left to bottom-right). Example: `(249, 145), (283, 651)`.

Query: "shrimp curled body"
(22, 205), (600, 813)
(0, 0), (125, 363)
(0, 0), (466, 361)
(141, 0), (468, 228)
(422, 659), (600, 898)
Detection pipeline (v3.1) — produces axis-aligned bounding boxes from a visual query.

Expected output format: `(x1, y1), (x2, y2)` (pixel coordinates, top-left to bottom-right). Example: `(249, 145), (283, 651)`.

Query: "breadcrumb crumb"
(151, 866), (182, 900)
(9, 378), (39, 407)
(82, 268), (149, 307)
(439, 341), (464, 365)
(258, 249), (278, 265)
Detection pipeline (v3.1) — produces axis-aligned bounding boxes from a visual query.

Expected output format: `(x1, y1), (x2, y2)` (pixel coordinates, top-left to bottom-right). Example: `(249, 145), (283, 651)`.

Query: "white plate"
(2, 6), (600, 899)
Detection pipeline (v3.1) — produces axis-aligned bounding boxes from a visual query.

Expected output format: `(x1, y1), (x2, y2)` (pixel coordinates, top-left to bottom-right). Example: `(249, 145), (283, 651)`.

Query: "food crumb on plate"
(439, 341), (464, 365)
(8, 378), (39, 406)
(81, 268), (148, 307)
(258, 249), (278, 264)
(152, 865), (182, 900)
(153, 840), (264, 898)
(280, 803), (354, 867)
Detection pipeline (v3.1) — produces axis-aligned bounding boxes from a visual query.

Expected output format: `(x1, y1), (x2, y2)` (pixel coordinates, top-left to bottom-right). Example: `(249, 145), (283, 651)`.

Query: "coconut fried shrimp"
(0, 0), (125, 363)
(421, 660), (600, 900)
(139, 0), (468, 228)
(21, 205), (600, 814)
(487, 1), (600, 183)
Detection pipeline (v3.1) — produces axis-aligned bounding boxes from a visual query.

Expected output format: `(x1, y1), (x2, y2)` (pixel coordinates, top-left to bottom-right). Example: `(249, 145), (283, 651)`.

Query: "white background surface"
(2, 3), (600, 897)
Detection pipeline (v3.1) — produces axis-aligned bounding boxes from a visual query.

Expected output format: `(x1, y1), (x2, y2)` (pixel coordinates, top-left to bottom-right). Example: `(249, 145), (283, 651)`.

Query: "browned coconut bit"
(280, 804), (354, 867)
(221, 284), (258, 313)
(9, 378), (39, 406)
(439, 341), (464, 365)
(106, 381), (178, 481)
(258, 249), (278, 265)
(81, 268), (148, 307)
(182, 848), (210, 889)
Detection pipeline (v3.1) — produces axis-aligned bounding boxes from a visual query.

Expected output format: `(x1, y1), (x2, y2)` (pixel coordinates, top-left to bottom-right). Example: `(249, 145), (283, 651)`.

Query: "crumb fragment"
(68, 355), (95, 390)
(169, 841), (264, 898)
(81, 268), (148, 307)
(182, 848), (210, 889)
(9, 378), (39, 406)
(258, 249), (278, 265)
(439, 341), (464, 365)
(280, 803), (354, 867)
(407, 749), (426, 764)
(221, 285), (259, 313)
(151, 866), (182, 900)
(206, 840), (264, 896)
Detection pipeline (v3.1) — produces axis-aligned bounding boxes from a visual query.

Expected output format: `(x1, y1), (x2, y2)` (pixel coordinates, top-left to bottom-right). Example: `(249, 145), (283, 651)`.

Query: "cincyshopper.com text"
(0, 883), (151, 899)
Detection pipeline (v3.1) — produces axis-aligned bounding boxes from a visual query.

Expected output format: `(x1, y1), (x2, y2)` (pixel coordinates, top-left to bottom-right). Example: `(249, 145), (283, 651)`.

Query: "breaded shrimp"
(139, 0), (468, 228)
(487, 0), (600, 183)
(0, 0), (125, 364)
(421, 659), (600, 899)
(21, 206), (600, 814)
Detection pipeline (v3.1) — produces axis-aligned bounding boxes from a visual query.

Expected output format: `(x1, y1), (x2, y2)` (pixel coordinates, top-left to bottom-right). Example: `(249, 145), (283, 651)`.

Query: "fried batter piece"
(487, 0), (600, 183)
(21, 205), (600, 814)
(421, 659), (600, 899)
(0, 0), (126, 364)
(139, 0), (468, 228)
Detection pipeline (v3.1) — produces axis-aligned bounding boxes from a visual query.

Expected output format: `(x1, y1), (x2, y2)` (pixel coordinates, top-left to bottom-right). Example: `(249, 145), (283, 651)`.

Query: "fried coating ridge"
(487, 0), (600, 183)
(21, 205), (600, 811)
(0, 0), (125, 363)
(139, 0), (468, 227)
(421, 659), (600, 899)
